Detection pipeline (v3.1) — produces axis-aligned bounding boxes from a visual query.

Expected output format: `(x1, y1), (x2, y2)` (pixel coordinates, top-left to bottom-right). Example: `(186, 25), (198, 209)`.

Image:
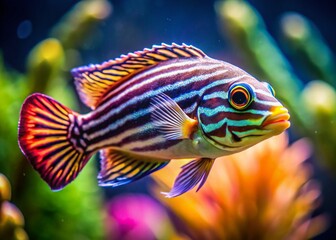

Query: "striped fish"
(18, 43), (290, 197)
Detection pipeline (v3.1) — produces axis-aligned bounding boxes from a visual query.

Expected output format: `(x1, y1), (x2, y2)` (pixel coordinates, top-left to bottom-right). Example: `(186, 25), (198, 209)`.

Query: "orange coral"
(152, 133), (326, 240)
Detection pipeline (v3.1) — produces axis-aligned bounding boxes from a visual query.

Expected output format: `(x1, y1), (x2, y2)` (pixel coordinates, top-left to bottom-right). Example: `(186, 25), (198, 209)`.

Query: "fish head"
(197, 76), (290, 153)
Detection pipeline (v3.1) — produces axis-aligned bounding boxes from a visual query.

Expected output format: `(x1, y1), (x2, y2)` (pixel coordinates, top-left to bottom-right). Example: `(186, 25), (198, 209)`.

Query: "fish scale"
(18, 43), (290, 197)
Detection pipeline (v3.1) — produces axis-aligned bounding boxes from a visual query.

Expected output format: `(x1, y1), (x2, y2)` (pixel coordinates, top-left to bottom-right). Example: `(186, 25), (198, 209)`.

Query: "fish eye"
(263, 82), (275, 96)
(228, 83), (254, 110)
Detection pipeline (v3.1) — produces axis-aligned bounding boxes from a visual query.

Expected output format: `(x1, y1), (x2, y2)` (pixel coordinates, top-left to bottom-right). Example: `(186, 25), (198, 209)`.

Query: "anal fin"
(163, 158), (215, 198)
(98, 149), (170, 187)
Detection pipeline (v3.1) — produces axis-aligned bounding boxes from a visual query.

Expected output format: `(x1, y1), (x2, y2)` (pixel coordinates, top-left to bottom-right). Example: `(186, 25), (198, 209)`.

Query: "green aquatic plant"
(0, 0), (111, 239)
(280, 13), (336, 86)
(51, 0), (112, 51)
(215, 0), (336, 173)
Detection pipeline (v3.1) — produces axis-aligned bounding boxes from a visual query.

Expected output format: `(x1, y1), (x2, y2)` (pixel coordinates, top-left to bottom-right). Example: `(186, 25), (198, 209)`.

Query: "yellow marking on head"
(181, 118), (198, 139)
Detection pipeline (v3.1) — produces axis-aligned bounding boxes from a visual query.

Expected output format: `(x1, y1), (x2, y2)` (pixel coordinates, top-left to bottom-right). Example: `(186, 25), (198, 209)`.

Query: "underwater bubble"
(17, 20), (32, 39)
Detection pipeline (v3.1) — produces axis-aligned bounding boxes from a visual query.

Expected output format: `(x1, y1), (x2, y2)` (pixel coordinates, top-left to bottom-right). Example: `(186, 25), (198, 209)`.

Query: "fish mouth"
(262, 106), (290, 132)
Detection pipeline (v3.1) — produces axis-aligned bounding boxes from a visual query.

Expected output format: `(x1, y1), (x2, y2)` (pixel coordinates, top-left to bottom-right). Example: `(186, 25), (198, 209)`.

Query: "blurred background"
(0, 0), (335, 239)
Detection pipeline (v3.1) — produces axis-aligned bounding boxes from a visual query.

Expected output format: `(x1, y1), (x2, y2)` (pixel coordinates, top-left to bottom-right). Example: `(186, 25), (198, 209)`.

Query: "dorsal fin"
(71, 43), (206, 109)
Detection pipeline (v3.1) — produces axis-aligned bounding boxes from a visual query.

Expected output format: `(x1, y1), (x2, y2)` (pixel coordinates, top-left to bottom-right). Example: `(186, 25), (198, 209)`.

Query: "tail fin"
(18, 93), (92, 190)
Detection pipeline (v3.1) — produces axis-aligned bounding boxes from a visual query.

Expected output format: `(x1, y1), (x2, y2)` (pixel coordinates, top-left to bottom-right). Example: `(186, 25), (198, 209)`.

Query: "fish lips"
(262, 106), (290, 133)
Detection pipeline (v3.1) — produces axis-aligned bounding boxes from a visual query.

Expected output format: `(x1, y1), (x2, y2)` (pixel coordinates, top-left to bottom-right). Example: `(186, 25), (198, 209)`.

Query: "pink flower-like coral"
(105, 193), (185, 240)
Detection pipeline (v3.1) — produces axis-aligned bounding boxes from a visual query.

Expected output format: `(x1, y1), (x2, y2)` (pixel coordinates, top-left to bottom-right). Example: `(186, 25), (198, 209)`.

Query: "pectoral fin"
(163, 158), (215, 198)
(98, 149), (170, 187)
(151, 93), (198, 140)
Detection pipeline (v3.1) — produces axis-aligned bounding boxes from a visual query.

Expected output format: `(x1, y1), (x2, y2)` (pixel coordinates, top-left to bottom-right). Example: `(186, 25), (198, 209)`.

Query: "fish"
(18, 43), (290, 197)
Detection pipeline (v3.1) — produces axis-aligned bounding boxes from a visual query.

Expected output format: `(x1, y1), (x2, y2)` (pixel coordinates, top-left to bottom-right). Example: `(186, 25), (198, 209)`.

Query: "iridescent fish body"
(18, 43), (290, 197)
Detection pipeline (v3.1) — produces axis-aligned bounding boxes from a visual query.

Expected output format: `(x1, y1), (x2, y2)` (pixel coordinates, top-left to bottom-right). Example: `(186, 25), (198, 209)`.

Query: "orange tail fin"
(18, 93), (92, 190)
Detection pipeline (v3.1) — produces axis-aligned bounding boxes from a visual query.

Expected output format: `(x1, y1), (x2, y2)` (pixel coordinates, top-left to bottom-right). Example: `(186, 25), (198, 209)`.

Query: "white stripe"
(202, 88), (281, 106)
(86, 92), (200, 143)
(87, 75), (247, 151)
(96, 60), (221, 113)
(87, 123), (153, 151)
(83, 64), (227, 130)
(121, 136), (164, 150)
(254, 99), (281, 106)
(104, 59), (202, 96)
(85, 69), (234, 140)
(254, 89), (278, 98)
